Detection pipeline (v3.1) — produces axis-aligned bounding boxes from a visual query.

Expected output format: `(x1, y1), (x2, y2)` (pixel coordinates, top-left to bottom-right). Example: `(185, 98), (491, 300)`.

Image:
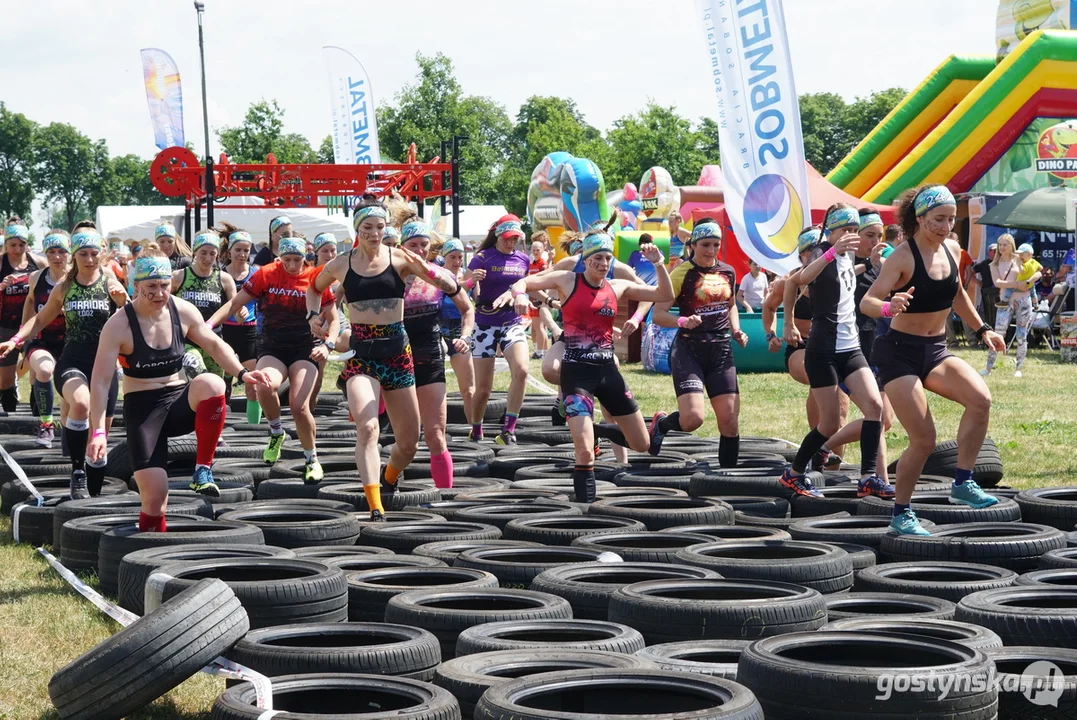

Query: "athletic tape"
(12, 501), (29, 543)
(257, 710), (283, 719)
(0, 443), (45, 505)
(38, 547), (140, 625)
(597, 551), (624, 563)
(143, 572), (174, 614)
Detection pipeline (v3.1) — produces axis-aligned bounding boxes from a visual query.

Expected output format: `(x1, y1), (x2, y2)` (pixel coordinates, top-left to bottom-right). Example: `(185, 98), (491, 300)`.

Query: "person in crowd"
(218, 224), (261, 423)
(0, 219), (43, 412)
(885, 224), (905, 247)
(983, 235), (1040, 378)
(736, 259), (769, 313)
(528, 238), (551, 358)
(863, 185), (1003, 536)
(1036, 267), (1055, 302)
(667, 210), (692, 268)
(172, 231), (237, 379)
(154, 223), (192, 271)
(253, 215), (292, 267)
(969, 243), (998, 330)
(308, 232), (341, 411)
(440, 238), (478, 425)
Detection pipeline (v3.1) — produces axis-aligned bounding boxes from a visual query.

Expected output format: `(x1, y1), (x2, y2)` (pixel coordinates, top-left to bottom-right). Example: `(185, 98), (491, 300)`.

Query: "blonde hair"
(992, 233), (1016, 270)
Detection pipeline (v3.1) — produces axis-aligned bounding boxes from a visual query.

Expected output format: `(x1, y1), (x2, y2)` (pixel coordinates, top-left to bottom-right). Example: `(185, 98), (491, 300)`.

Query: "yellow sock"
(364, 484), (384, 513)
(384, 464), (401, 485)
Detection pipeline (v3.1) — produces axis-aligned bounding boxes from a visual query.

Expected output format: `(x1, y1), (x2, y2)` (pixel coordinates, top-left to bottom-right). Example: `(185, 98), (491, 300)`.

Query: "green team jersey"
(177, 266), (224, 322)
(62, 274), (116, 346)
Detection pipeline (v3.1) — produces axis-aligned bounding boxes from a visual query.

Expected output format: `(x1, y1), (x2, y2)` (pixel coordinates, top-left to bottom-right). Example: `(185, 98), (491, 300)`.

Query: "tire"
(434, 649), (653, 720)
(789, 485), (863, 518)
(853, 561), (1017, 602)
(148, 557), (348, 630)
(292, 545), (395, 559)
(530, 562), (721, 620)
(635, 640), (750, 680)
(821, 617), (1004, 650)
(325, 556), (447, 574)
(503, 515), (646, 545)
(431, 477), (509, 502)
(360, 521), (503, 554)
(736, 631), (997, 719)
(612, 471), (693, 491)
(59, 514), (150, 571)
(985, 646), (1077, 718)
(598, 487), (689, 501)
(412, 539), (542, 564)
(588, 497), (734, 531)
(211, 673), (461, 720)
(857, 491), (1021, 524)
(735, 510), (850, 529)
(454, 502), (581, 531)
(419, 501), (495, 522)
(1016, 568), (1077, 587)
(455, 618), (645, 656)
(571, 532), (715, 563)
(1015, 487), (1077, 531)
(211, 497), (355, 518)
(608, 578), (828, 643)
(166, 480), (253, 505)
(227, 622), (442, 681)
(675, 540), (855, 594)
(827, 542), (877, 574)
(384, 587), (573, 659)
(52, 495), (209, 555)
(1040, 547), (1077, 570)
(318, 481), (443, 512)
(659, 524), (792, 542)
(255, 477), (350, 500)
(346, 566), (499, 621)
(880, 522), (1067, 572)
(474, 668), (764, 720)
(701, 495), (789, 518)
(956, 586), (1077, 647)
(454, 546), (614, 589)
(824, 592), (956, 620)
(49, 579), (249, 720)
(117, 543), (294, 615)
(914, 437), (1005, 488)
(456, 488), (570, 503)
(1, 475), (125, 513)
(488, 453), (577, 481)
(688, 469), (796, 500)
(508, 478), (618, 494)
(216, 507), (361, 548)
(9, 496), (66, 546)
(788, 515), (937, 549)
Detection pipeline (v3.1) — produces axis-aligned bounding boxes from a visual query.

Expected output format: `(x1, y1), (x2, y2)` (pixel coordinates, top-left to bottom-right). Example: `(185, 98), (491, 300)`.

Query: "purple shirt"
(469, 247), (530, 326)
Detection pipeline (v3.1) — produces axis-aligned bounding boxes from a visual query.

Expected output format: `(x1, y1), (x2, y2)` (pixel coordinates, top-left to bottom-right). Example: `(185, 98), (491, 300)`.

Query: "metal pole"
(193, 200), (202, 232)
(451, 135), (468, 241)
(206, 157), (215, 227)
(184, 206), (192, 241)
(195, 2), (213, 228)
(440, 139), (450, 218)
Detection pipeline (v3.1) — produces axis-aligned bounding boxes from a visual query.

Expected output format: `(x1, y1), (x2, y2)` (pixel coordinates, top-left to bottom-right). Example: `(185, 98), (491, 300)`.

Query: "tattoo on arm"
(350, 297), (399, 315)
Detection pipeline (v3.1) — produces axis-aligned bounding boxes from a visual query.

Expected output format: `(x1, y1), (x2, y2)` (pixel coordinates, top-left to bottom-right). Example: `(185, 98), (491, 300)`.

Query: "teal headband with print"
(270, 216), (291, 235)
(278, 238), (306, 256)
(825, 208), (861, 232)
(582, 233), (614, 259)
(495, 219), (524, 238)
(71, 231), (104, 251)
(691, 222), (722, 243)
(858, 213), (883, 231)
(797, 228), (822, 253)
(229, 231), (252, 246)
(4, 224), (29, 241)
(192, 232), (220, 252)
(569, 239), (583, 255)
(382, 227), (400, 244)
(134, 256), (172, 281)
(401, 221), (431, 242)
(914, 186), (956, 216)
(441, 239), (464, 256)
(154, 223), (177, 240)
(353, 206), (389, 232)
(42, 233), (70, 252)
(313, 232), (336, 250)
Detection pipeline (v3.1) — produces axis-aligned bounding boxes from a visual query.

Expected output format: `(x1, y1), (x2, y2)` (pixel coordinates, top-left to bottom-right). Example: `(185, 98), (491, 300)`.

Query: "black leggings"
(123, 384), (196, 472)
(55, 344), (119, 417)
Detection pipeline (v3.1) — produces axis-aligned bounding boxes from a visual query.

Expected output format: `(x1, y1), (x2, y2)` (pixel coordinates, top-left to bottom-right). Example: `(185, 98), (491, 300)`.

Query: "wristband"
(92, 430), (106, 439)
(306, 310), (319, 321)
(823, 246), (838, 263)
(677, 317), (689, 328)
(464, 278), (475, 290)
(12, 335), (23, 348)
(514, 291), (527, 299)
(426, 267), (439, 280)
(880, 302), (893, 318)
(630, 312), (644, 325)
(237, 369), (248, 383)
(765, 331), (777, 341)
(974, 323), (991, 340)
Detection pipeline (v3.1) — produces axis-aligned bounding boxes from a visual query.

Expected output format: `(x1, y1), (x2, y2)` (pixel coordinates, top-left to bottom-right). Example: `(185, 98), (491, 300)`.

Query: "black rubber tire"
(430, 477), (509, 501)
(688, 469), (796, 500)
(226, 622), (443, 681)
(1016, 568), (1077, 587)
(821, 617), (1004, 650)
(1, 475), (125, 513)
(49, 579), (249, 720)
(165, 479), (253, 505)
(211, 498), (354, 518)
(384, 587), (573, 659)
(734, 510), (850, 529)
(857, 491), (1022, 524)
(701, 495), (789, 518)
(736, 631), (997, 719)
(455, 618), (645, 656)
(608, 578), (828, 643)
(788, 515), (936, 549)
(789, 485), (863, 517)
(956, 586), (1077, 647)
(880, 522), (1067, 572)
(52, 495), (209, 555)
(570, 531), (715, 563)
(910, 437), (1005, 488)
(454, 546), (614, 589)
(675, 540), (855, 594)
(9, 496), (65, 546)
(826, 542), (878, 574)
(411, 539), (542, 564)
(417, 500), (492, 522)
(853, 561), (1018, 601)
(1015, 487), (1077, 531)
(503, 515), (647, 545)
(587, 496), (734, 530)
(325, 556), (447, 574)
(1039, 547), (1077, 570)
(635, 639), (750, 680)
(985, 646), (1077, 718)
(211, 673), (461, 719)
(254, 477), (350, 500)
(509, 478), (618, 494)
(117, 543), (294, 615)
(317, 481), (443, 512)
(360, 521), (503, 554)
(455, 488), (570, 503)
(824, 591), (957, 620)
(217, 507), (361, 548)
(659, 524), (793, 541)
(474, 668), (764, 720)
(454, 502), (581, 530)
(292, 545), (395, 559)
(612, 471), (694, 491)
(345, 566), (499, 621)
(59, 514), (151, 571)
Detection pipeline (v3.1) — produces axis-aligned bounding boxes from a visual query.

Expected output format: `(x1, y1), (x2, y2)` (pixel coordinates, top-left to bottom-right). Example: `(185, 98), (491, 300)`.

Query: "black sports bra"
(120, 298), (185, 379)
(793, 293), (813, 321)
(894, 237), (959, 314)
(342, 250), (405, 304)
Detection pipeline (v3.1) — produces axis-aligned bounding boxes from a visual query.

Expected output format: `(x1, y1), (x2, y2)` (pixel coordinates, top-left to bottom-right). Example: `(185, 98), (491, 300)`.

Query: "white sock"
(268, 418), (283, 436)
(304, 448), (317, 462)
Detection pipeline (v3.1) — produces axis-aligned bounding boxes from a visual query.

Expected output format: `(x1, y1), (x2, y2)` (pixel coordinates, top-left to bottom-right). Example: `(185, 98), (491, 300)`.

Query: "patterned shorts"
(339, 322), (415, 392)
(472, 321), (527, 359)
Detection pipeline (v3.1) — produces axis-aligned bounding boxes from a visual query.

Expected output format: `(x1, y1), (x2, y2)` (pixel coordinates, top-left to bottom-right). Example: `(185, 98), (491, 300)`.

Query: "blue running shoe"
(889, 508), (931, 536)
(189, 466), (220, 497)
(779, 466), (823, 498)
(857, 474), (895, 499)
(949, 480), (999, 509)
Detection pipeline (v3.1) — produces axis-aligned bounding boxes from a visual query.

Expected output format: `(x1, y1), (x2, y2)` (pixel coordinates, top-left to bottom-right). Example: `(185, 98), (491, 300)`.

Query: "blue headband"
(42, 233), (70, 252)
(353, 206), (388, 232)
(495, 220), (524, 239)
(4, 224), (29, 241)
(228, 231), (252, 246)
(825, 208), (861, 232)
(442, 239), (464, 257)
(914, 186), (956, 217)
(270, 216), (291, 235)
(71, 231), (104, 251)
(797, 228), (822, 253)
(313, 232), (336, 250)
(278, 238), (306, 256)
(582, 233), (614, 259)
(134, 256), (172, 281)
(691, 222), (722, 243)
(569, 239), (583, 255)
(401, 221), (431, 242)
(154, 223), (176, 240)
(858, 213), (883, 231)
(192, 232), (219, 252)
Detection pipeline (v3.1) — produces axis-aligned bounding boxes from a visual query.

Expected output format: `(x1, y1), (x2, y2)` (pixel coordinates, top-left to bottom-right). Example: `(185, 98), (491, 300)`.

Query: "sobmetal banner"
(140, 49), (185, 151)
(696, 0), (810, 275)
(323, 46), (381, 166)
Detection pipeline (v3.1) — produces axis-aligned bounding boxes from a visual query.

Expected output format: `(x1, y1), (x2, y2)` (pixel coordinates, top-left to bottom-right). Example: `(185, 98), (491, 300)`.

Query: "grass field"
(1, 346), (1075, 717)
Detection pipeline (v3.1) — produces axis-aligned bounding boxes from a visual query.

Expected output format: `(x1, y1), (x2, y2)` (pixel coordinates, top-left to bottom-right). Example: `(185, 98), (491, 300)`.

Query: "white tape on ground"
(11, 501), (29, 543)
(257, 711), (283, 719)
(143, 572), (174, 614)
(0, 443), (45, 505)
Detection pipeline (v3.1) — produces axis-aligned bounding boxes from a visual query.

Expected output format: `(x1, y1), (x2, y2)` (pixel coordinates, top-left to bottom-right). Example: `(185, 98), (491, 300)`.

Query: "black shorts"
(55, 344), (119, 417)
(784, 343), (804, 373)
(222, 324), (258, 364)
(560, 360), (639, 419)
(874, 331), (953, 388)
(411, 332), (446, 388)
(25, 338), (65, 363)
(803, 348), (870, 389)
(123, 384), (195, 472)
(670, 335), (739, 398)
(258, 342), (317, 369)
(858, 325), (876, 364)
(0, 327), (19, 368)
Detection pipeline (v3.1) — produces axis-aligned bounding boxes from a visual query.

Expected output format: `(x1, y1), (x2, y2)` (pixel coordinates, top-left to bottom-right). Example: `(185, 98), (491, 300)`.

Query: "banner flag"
(324, 46), (381, 166)
(696, 0), (810, 274)
(140, 49), (185, 151)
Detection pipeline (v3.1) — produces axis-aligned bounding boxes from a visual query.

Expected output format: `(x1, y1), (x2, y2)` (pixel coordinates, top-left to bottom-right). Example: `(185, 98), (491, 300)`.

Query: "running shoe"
(778, 466), (823, 498)
(857, 474), (895, 499)
(889, 508), (931, 536)
(647, 412), (668, 456)
(304, 458), (324, 484)
(949, 480), (999, 509)
(69, 470), (89, 501)
(189, 466), (221, 497)
(35, 423), (54, 449)
(369, 509), (386, 522)
(468, 428), (484, 442)
(380, 466), (398, 498)
(495, 431), (517, 447)
(1014, 370), (1023, 378)
(263, 432), (285, 464)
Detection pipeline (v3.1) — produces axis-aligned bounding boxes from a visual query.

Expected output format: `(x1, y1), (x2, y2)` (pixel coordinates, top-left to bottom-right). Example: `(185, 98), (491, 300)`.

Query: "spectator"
(970, 243), (998, 329)
(1036, 267), (1055, 302)
(737, 259), (769, 312)
(884, 224), (904, 247)
(946, 232), (975, 347)
(1054, 247), (1075, 308)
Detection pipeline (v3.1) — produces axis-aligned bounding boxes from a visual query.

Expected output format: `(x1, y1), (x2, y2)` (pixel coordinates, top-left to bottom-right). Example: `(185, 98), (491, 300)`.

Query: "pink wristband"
(426, 268), (439, 280)
(630, 312), (644, 325)
(823, 246), (838, 263)
(92, 430), (106, 439)
(880, 302), (893, 318)
(464, 278), (475, 290)
(677, 317), (689, 328)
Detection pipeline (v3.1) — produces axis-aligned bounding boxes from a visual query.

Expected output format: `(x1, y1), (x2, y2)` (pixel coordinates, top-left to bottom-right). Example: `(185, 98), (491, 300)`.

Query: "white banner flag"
(324, 46), (381, 165)
(697, 0), (810, 274)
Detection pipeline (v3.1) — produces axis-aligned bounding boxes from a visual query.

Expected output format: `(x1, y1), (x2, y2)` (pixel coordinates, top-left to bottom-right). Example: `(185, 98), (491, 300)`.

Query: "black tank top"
(342, 250), (405, 304)
(895, 237), (958, 314)
(1, 254), (39, 328)
(120, 298), (186, 379)
(793, 293), (813, 320)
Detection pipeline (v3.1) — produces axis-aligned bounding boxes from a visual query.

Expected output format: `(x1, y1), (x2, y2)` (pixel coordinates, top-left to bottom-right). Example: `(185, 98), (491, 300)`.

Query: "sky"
(3, 0), (1000, 163)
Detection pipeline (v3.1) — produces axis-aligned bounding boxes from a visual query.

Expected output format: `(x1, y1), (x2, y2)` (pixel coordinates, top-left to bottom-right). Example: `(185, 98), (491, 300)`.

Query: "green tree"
(33, 122), (102, 229)
(604, 104), (721, 189)
(798, 88), (906, 174)
(318, 134), (335, 164)
(842, 87), (908, 154)
(0, 103), (37, 221)
(217, 100), (316, 164)
(108, 154), (168, 205)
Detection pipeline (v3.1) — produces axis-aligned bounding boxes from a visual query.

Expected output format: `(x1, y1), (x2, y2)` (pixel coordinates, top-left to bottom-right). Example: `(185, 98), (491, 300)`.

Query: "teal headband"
(154, 223), (176, 240)
(858, 213), (883, 231)
(134, 256), (172, 281)
(353, 206), (388, 232)
(42, 233), (70, 253)
(270, 216), (291, 235)
(582, 233), (614, 259)
(401, 221), (431, 243)
(192, 232), (220, 252)
(495, 219), (524, 239)
(569, 239), (583, 255)
(313, 232), (336, 250)
(914, 186), (956, 217)
(4, 224), (29, 241)
(797, 228), (822, 253)
(228, 231), (252, 246)
(825, 208), (861, 232)
(691, 222), (722, 243)
(71, 231), (104, 251)
(441, 239), (464, 257)
(382, 227), (400, 245)
(278, 238), (306, 256)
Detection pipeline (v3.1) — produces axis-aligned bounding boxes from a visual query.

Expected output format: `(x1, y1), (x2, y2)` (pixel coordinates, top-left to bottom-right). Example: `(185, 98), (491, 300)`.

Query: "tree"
(0, 103), (37, 221)
(604, 104), (721, 190)
(798, 88), (906, 174)
(33, 122), (102, 230)
(217, 100), (316, 164)
(318, 134), (334, 164)
(108, 154), (168, 205)
(842, 87), (907, 153)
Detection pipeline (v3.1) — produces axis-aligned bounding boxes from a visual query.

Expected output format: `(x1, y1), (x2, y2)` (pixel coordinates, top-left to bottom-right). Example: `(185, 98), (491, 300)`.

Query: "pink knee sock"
(430, 450), (454, 489)
(377, 396), (386, 415)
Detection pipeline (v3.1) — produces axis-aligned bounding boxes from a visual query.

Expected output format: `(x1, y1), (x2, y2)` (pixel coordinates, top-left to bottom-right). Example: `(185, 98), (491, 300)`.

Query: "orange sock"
(384, 464), (401, 485)
(363, 484), (384, 513)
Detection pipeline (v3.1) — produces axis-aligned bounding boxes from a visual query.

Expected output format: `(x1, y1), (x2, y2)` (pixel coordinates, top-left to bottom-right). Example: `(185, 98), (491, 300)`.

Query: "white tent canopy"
(435, 205), (508, 241)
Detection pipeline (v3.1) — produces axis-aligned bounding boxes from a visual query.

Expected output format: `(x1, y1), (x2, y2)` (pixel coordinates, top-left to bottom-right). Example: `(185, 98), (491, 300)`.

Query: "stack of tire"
(6, 395), (1077, 718)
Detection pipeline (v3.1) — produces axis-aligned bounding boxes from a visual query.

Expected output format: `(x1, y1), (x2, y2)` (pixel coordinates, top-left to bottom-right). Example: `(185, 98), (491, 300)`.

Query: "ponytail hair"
(478, 225), (499, 253)
(559, 231), (582, 255)
(895, 186), (932, 241)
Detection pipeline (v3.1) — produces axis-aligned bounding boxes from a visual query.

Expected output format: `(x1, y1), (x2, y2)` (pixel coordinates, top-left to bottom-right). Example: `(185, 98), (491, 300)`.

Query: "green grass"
(2, 346), (1075, 716)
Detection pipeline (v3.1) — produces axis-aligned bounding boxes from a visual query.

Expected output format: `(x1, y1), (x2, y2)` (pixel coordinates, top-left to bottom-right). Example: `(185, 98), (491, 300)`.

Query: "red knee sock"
(195, 395), (227, 467)
(430, 450), (454, 489)
(138, 512), (167, 532)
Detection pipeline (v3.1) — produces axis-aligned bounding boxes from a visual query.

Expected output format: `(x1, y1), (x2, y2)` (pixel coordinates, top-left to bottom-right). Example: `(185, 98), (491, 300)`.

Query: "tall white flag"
(324, 46), (381, 165)
(696, 0), (811, 274)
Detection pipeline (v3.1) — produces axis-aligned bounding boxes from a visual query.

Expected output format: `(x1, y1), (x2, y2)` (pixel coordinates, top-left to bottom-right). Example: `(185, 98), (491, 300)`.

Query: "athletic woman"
(253, 215), (292, 267)
(468, 215), (531, 445)
(440, 238), (478, 425)
(86, 249), (270, 530)
(0, 231), (126, 499)
(22, 232), (72, 447)
(382, 227), (401, 248)
(309, 232), (341, 411)
(863, 185), (1003, 536)
(494, 233), (672, 501)
(209, 238), (338, 483)
(778, 204), (888, 499)
(647, 220), (747, 466)
(308, 204), (459, 520)
(983, 233), (1036, 377)
(218, 226), (261, 424)
(154, 223), (192, 271)
(400, 221), (475, 489)
(173, 231), (237, 379)
(0, 220), (43, 412)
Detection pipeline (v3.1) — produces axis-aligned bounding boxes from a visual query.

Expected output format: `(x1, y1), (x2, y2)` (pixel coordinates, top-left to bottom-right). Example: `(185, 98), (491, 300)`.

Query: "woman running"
(440, 238), (478, 425)
(0, 219), (43, 412)
(209, 238), (338, 484)
(173, 231), (237, 379)
(494, 233), (672, 501)
(21, 231), (72, 447)
(308, 204), (459, 520)
(154, 223), (192, 271)
(0, 230), (126, 499)
(253, 215), (292, 267)
(777, 204), (888, 499)
(982, 233), (1038, 378)
(646, 220), (748, 466)
(218, 225), (261, 424)
(400, 221), (475, 489)
(86, 247), (270, 530)
(309, 232), (341, 411)
(863, 185), (1003, 536)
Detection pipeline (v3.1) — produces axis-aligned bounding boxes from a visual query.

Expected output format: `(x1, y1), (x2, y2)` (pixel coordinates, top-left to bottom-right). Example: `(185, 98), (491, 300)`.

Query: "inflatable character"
(527, 152), (611, 233)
